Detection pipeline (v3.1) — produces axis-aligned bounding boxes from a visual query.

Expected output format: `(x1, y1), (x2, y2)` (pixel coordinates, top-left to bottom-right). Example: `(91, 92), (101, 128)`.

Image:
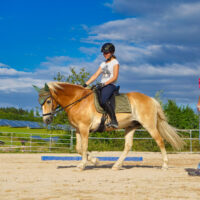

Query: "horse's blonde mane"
(47, 82), (62, 92)
(47, 82), (83, 92)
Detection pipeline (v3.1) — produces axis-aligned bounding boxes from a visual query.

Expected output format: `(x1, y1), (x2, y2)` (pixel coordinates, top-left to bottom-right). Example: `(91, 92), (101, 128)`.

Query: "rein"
(42, 90), (94, 117)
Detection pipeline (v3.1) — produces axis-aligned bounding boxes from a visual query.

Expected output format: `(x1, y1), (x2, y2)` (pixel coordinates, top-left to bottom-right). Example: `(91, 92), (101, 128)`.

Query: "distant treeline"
(0, 107), (42, 122)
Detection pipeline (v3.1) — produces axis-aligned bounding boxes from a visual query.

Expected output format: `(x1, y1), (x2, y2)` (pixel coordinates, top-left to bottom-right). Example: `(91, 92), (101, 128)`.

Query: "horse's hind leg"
(112, 127), (135, 170)
(146, 127), (168, 169)
(76, 132), (99, 166)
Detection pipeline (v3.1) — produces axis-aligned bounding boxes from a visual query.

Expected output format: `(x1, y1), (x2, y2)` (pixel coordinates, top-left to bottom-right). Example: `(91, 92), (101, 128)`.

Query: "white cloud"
(121, 63), (200, 77)
(43, 56), (73, 64)
(0, 67), (29, 76)
(87, 16), (200, 45)
(0, 56), (101, 93)
(0, 77), (49, 93)
(86, 1), (200, 46)
(0, 62), (51, 92)
(166, 2), (200, 19)
(0, 63), (8, 67)
(79, 46), (98, 55)
(109, 0), (200, 17)
(0, 62), (31, 76)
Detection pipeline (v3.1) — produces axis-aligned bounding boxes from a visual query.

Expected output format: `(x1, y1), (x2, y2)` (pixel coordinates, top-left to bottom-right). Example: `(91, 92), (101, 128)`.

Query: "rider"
(83, 43), (119, 128)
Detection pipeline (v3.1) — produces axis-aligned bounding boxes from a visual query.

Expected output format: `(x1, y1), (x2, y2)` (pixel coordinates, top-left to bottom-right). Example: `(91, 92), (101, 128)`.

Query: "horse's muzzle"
(43, 115), (53, 125)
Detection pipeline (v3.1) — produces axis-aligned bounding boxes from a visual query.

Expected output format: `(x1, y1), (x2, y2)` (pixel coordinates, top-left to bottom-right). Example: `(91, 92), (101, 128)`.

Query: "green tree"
(29, 109), (34, 118)
(0, 107), (42, 122)
(164, 100), (198, 129)
(54, 67), (90, 85)
(35, 106), (40, 117)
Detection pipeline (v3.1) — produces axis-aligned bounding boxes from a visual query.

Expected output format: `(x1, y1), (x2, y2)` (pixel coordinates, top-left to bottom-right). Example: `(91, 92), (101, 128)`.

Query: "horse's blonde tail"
(153, 99), (185, 150)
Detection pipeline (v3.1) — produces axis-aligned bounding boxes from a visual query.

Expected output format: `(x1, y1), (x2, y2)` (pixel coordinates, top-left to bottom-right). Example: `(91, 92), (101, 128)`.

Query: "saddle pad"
(94, 93), (132, 113)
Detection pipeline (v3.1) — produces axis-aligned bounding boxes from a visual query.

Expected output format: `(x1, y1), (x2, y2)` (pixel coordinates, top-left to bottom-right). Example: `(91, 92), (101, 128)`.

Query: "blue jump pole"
(41, 156), (143, 162)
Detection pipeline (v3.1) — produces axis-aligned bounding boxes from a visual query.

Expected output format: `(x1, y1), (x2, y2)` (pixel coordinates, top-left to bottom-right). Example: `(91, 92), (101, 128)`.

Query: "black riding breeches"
(100, 84), (117, 105)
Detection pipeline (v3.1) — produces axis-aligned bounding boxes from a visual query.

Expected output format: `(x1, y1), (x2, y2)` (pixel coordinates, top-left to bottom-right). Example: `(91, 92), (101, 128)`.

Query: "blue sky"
(0, 0), (200, 111)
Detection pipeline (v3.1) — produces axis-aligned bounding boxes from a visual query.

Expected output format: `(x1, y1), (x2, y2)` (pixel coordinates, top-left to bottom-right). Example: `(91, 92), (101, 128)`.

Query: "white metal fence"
(0, 129), (199, 153)
(0, 130), (74, 152)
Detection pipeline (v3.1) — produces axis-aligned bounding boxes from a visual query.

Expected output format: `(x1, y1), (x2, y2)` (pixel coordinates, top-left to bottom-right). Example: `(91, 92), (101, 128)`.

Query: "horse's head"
(33, 83), (58, 125)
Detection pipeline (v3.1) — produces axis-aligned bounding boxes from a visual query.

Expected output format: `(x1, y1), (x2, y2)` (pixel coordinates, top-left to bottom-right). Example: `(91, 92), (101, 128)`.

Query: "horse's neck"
(51, 84), (87, 107)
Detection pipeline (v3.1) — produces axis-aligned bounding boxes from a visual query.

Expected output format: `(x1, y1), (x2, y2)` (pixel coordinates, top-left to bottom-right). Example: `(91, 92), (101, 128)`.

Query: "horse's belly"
(117, 113), (135, 129)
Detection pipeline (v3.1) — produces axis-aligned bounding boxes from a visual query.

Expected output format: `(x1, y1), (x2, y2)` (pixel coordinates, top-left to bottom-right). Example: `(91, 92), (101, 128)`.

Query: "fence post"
(10, 132), (13, 148)
(49, 134), (52, 152)
(70, 129), (73, 150)
(30, 134), (32, 152)
(189, 130), (192, 153)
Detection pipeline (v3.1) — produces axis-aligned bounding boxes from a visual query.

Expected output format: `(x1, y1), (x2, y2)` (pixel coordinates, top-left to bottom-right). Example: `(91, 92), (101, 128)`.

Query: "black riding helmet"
(101, 43), (115, 54)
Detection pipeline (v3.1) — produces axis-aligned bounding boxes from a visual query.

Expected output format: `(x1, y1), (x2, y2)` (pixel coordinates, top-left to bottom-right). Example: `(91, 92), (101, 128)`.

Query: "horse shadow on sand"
(57, 164), (161, 170)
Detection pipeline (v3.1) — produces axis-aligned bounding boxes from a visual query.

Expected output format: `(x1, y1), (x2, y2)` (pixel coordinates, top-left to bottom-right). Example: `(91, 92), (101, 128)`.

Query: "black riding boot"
(103, 101), (118, 128)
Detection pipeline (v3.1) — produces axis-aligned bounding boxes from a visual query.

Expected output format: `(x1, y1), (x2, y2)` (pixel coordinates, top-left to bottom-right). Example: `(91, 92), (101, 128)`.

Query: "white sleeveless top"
(100, 59), (119, 84)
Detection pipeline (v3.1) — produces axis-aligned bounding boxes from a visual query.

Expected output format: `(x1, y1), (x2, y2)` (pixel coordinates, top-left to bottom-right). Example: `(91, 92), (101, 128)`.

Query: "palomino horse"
(34, 82), (185, 170)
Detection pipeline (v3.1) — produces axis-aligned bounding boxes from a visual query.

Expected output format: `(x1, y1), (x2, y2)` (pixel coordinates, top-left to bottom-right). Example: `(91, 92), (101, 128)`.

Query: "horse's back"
(126, 91), (157, 119)
(126, 91), (153, 105)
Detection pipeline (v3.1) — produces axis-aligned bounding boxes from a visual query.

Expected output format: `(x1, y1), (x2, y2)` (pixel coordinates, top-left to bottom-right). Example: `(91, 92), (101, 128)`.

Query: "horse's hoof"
(76, 167), (84, 172)
(91, 157), (99, 166)
(77, 163), (86, 171)
(162, 164), (168, 170)
(112, 164), (122, 170)
(112, 166), (120, 171)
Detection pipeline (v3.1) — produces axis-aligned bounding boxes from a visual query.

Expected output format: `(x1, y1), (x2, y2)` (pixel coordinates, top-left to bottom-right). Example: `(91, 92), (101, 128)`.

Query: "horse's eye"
(47, 100), (51, 104)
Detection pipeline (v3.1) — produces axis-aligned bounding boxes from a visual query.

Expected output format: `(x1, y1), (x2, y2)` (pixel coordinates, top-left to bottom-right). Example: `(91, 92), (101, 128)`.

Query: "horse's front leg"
(77, 126), (90, 170)
(76, 131), (99, 167)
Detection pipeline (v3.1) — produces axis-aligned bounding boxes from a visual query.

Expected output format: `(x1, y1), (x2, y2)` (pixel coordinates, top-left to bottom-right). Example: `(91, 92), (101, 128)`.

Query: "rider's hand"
(96, 83), (105, 90)
(83, 83), (88, 88)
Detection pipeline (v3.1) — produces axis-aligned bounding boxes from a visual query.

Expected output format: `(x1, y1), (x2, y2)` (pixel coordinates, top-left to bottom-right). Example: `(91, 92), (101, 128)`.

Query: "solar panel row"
(0, 119), (42, 129)
(0, 119), (70, 130)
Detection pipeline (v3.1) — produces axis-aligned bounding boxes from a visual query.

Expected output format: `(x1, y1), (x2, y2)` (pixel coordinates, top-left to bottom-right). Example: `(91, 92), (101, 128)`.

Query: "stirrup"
(106, 121), (118, 129)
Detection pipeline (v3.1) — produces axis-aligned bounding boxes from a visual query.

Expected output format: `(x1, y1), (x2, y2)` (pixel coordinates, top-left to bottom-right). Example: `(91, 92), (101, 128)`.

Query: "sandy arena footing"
(0, 152), (200, 200)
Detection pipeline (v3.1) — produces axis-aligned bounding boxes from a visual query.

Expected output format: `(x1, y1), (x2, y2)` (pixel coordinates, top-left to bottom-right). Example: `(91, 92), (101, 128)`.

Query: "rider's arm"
(104, 64), (119, 86)
(86, 66), (102, 85)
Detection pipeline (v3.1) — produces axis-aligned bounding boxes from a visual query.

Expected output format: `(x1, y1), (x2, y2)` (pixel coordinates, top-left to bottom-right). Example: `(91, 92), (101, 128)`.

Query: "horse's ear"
(32, 85), (40, 93)
(44, 83), (49, 91)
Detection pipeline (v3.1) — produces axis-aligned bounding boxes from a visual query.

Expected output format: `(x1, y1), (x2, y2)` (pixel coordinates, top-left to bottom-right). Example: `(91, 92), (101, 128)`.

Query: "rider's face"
(103, 52), (112, 60)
